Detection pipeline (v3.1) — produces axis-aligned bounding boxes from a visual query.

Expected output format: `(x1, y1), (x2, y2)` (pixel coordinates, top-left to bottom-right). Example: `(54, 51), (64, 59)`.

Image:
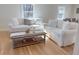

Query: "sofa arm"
(61, 29), (77, 46)
(61, 29), (77, 38)
(12, 25), (30, 28)
(9, 25), (31, 33)
(62, 29), (77, 34)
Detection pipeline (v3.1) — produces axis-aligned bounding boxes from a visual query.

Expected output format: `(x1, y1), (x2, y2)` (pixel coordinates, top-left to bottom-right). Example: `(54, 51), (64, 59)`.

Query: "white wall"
(0, 4), (21, 31)
(73, 4), (79, 19)
(33, 4), (58, 23)
(64, 4), (74, 18)
(33, 4), (73, 23)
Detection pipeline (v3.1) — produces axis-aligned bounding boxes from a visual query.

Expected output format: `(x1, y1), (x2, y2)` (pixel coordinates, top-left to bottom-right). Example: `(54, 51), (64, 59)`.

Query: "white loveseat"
(46, 20), (78, 47)
(8, 18), (44, 33)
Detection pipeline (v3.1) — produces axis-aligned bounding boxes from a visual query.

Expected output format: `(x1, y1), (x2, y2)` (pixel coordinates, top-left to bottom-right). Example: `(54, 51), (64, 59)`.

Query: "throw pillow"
(12, 18), (19, 26)
(24, 19), (32, 25)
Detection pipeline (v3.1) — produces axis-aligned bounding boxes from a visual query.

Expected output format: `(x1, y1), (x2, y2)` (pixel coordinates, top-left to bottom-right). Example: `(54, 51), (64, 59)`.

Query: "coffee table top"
(10, 31), (46, 39)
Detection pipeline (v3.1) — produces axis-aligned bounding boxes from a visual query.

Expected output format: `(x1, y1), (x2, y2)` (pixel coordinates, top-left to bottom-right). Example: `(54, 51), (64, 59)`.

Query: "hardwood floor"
(0, 31), (72, 55)
(62, 44), (74, 55)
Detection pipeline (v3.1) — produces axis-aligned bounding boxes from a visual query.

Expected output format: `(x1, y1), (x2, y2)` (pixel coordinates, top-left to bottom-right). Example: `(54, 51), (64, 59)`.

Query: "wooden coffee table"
(10, 32), (46, 48)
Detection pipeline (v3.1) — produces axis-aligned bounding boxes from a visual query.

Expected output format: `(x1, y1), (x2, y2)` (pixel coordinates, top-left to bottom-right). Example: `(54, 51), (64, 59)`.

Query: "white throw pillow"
(12, 18), (19, 26)
(31, 25), (44, 31)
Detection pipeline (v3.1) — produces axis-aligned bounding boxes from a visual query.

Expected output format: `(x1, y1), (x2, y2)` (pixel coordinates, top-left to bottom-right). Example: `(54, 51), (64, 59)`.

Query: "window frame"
(22, 4), (33, 18)
(57, 6), (65, 20)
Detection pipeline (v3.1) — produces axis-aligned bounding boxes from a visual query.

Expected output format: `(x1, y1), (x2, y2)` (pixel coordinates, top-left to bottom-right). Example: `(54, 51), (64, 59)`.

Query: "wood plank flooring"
(0, 31), (72, 55)
(62, 44), (74, 55)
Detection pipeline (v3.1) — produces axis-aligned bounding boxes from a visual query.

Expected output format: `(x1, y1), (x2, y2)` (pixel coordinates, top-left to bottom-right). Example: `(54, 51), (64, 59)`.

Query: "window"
(23, 4), (33, 18)
(57, 6), (65, 20)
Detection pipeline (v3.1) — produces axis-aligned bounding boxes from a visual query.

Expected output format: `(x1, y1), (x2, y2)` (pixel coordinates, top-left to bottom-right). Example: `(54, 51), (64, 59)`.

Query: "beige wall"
(73, 4), (79, 19)
(0, 4), (21, 31)
(33, 4), (73, 23)
(33, 4), (58, 23)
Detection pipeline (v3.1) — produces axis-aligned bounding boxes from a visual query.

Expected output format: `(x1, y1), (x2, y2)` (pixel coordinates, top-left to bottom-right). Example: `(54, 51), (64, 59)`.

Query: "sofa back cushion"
(63, 22), (78, 30)
(57, 20), (64, 28)
(48, 20), (57, 27)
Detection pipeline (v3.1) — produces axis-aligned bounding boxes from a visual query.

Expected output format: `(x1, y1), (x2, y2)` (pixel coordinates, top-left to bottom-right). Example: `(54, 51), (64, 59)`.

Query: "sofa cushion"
(30, 25), (44, 31)
(48, 20), (57, 27)
(11, 25), (31, 32)
(63, 22), (78, 30)
(57, 20), (64, 29)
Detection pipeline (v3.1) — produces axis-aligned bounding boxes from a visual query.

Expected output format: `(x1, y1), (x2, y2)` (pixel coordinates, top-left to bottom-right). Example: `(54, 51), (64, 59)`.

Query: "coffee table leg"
(44, 34), (46, 44)
(12, 39), (16, 49)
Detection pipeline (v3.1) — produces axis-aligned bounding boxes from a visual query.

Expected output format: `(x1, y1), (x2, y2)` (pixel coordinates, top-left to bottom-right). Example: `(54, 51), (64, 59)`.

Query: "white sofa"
(9, 18), (31, 33)
(8, 18), (44, 33)
(46, 20), (78, 47)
